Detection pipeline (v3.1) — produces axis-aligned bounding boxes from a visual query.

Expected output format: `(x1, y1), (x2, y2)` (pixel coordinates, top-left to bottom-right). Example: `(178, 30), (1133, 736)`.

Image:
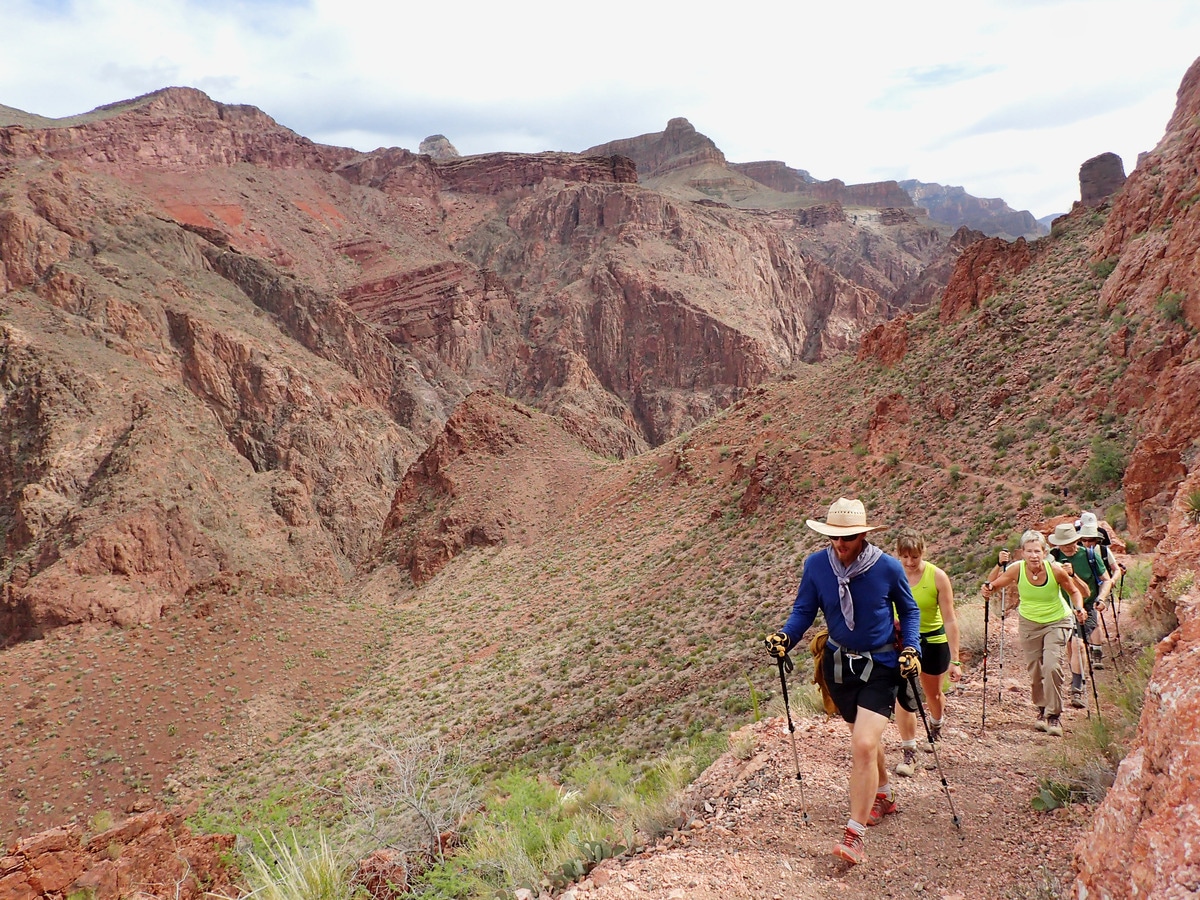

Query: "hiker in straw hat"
(764, 498), (920, 866)
(1048, 520), (1112, 706)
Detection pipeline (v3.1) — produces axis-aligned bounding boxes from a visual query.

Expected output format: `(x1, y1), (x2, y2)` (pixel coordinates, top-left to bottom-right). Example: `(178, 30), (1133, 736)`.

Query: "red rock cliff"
(1072, 54), (1200, 900)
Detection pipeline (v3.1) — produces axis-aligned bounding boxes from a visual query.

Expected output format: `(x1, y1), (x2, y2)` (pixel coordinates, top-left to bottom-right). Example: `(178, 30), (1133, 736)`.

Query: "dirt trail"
(576, 612), (1096, 900)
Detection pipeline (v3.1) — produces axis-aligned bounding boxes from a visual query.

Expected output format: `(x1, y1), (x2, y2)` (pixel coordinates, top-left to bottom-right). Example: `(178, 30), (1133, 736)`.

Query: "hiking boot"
(895, 747), (917, 777)
(1070, 689), (1087, 709)
(832, 827), (866, 865)
(929, 720), (943, 742)
(1035, 709), (1048, 732)
(1046, 714), (1063, 737)
(1090, 646), (1105, 669)
(867, 791), (898, 826)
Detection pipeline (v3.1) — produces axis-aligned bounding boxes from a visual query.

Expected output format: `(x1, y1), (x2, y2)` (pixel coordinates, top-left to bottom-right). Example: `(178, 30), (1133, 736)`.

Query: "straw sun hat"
(1048, 522), (1082, 546)
(805, 498), (884, 537)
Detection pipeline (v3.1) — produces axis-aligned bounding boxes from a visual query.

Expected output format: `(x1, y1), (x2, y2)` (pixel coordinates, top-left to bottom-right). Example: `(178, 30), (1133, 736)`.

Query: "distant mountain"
(899, 179), (1047, 240)
(1038, 212), (1066, 231)
(585, 119), (915, 211)
(585, 120), (1045, 243)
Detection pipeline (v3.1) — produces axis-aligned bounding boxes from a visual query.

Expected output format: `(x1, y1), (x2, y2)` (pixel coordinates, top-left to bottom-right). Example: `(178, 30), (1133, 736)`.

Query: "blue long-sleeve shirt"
(781, 547), (920, 666)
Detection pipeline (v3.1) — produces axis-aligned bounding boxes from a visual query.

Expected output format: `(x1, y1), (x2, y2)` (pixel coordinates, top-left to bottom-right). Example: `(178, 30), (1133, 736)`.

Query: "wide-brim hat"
(1048, 522), (1081, 546)
(806, 497), (884, 537)
(1076, 511), (1101, 539)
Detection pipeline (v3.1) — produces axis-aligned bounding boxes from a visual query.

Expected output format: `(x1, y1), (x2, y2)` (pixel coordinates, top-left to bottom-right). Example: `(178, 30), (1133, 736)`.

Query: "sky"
(3, 0), (1199, 219)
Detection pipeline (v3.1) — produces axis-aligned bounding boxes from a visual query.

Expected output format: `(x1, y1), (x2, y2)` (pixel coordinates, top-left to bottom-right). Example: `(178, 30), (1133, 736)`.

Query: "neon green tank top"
(1017, 560), (1071, 624)
(911, 563), (948, 644)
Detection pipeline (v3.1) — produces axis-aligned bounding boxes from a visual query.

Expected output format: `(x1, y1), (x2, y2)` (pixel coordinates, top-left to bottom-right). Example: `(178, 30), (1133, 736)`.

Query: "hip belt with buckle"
(826, 638), (895, 684)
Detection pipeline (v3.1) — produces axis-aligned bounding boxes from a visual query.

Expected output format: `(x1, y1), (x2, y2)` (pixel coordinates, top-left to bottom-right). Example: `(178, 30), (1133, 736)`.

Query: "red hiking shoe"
(867, 790), (898, 826)
(832, 827), (866, 865)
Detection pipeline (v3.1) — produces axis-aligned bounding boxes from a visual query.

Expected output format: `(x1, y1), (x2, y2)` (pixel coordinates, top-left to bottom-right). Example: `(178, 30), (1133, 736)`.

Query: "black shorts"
(822, 647), (900, 724)
(919, 637), (951, 677)
(1082, 604), (1100, 640)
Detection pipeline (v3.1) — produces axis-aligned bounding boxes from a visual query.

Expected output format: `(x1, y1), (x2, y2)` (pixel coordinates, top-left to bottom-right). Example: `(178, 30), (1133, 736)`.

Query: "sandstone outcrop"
(0, 811), (235, 900)
(938, 235), (1032, 322)
(420, 134), (459, 159)
(857, 314), (910, 366)
(1074, 584), (1200, 900)
(1078, 151), (1126, 207)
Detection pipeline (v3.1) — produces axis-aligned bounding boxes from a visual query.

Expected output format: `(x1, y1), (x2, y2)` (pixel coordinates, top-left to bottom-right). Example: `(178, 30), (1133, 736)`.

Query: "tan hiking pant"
(1018, 615), (1072, 716)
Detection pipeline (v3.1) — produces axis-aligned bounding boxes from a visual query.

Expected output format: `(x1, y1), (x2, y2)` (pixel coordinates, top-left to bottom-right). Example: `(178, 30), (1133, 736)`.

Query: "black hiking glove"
(765, 632), (794, 672)
(765, 631), (791, 659)
(898, 646), (921, 679)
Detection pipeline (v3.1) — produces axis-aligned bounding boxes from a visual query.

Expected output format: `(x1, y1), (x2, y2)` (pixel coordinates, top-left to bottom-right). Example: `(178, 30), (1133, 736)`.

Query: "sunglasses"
(830, 534), (861, 543)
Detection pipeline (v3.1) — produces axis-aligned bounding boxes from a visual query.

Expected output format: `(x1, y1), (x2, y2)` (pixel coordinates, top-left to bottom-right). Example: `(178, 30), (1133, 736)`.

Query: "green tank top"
(1018, 560), (1071, 624)
(911, 563), (948, 644)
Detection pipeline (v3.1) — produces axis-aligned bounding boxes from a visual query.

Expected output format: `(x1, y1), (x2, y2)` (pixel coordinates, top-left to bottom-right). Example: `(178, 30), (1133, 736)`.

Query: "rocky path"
(573, 613), (1095, 900)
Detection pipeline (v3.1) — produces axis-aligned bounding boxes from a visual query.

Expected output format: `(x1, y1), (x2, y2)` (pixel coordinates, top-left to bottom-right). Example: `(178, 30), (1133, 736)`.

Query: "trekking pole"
(776, 656), (811, 825)
(981, 586), (990, 732)
(997, 578), (1007, 703)
(1113, 567), (1126, 657)
(910, 673), (962, 829)
(1077, 619), (1103, 724)
(1096, 605), (1126, 683)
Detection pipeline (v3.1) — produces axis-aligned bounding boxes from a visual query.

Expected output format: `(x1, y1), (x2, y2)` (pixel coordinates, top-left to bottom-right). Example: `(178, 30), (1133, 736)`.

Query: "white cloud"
(2, 0), (1198, 217)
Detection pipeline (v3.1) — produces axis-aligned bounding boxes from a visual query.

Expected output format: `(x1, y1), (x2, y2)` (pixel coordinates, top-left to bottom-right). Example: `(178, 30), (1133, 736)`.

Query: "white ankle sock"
(847, 819), (866, 835)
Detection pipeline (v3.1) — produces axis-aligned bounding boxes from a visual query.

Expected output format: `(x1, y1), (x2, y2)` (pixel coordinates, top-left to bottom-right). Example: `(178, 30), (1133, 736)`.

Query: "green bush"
(1079, 435), (1126, 499)
(1090, 256), (1119, 280)
(992, 427), (1019, 451)
(1155, 289), (1187, 323)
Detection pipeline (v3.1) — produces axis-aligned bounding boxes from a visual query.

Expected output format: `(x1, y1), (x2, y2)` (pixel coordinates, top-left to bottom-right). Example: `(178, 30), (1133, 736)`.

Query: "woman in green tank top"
(983, 530), (1084, 736)
(892, 529), (960, 776)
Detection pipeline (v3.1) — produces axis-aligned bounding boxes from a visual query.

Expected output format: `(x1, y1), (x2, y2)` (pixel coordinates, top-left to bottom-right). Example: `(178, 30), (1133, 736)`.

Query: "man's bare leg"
(846, 707), (890, 824)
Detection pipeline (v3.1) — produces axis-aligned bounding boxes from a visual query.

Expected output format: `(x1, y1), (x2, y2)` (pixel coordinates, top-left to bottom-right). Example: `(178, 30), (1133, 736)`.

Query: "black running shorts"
(919, 636), (951, 677)
(822, 648), (900, 724)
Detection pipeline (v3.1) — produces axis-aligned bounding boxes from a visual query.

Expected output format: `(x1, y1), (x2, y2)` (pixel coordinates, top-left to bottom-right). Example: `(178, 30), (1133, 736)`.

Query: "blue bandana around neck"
(826, 541), (883, 631)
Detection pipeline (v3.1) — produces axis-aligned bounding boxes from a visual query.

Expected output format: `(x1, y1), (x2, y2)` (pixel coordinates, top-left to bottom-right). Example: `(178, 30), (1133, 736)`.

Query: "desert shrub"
(729, 729), (756, 761)
(992, 427), (1019, 451)
(1184, 488), (1200, 525)
(217, 830), (349, 900)
(1078, 436), (1126, 499)
(1167, 569), (1196, 601)
(1090, 256), (1119, 280)
(1155, 289), (1187, 323)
